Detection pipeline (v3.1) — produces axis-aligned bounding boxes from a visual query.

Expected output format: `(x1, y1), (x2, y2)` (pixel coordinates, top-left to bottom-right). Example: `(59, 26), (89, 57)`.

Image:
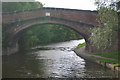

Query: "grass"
(94, 50), (120, 60)
(76, 42), (85, 49)
(91, 56), (120, 65)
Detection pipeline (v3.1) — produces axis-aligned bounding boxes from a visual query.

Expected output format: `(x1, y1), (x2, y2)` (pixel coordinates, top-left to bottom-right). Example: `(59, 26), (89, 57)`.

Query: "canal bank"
(74, 47), (120, 72)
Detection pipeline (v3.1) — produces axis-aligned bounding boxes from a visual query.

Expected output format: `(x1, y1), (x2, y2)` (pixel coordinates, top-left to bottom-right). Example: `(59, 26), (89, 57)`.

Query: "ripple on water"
(2, 40), (118, 78)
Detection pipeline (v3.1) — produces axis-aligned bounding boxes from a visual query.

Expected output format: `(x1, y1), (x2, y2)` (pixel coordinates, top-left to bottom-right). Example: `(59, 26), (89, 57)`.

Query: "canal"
(2, 39), (118, 78)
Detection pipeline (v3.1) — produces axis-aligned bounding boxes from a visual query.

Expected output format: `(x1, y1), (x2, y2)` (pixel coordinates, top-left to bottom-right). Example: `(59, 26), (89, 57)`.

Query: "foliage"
(113, 63), (120, 67)
(18, 24), (83, 50)
(2, 2), (43, 13)
(18, 30), (40, 50)
(76, 42), (85, 49)
(89, 1), (119, 49)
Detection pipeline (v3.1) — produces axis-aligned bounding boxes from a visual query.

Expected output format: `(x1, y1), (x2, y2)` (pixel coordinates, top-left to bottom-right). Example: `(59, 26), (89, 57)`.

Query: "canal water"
(2, 39), (118, 78)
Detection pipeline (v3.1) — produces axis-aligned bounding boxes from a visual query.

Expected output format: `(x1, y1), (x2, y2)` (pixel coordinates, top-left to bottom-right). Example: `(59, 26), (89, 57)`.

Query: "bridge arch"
(2, 8), (98, 55)
(5, 17), (94, 55)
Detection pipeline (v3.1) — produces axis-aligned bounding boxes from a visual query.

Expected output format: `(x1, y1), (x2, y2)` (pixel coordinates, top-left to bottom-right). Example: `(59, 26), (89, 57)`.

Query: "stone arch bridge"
(2, 7), (98, 55)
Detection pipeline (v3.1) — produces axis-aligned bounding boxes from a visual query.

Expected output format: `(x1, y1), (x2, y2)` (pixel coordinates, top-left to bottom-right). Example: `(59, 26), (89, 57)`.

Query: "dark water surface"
(3, 39), (118, 78)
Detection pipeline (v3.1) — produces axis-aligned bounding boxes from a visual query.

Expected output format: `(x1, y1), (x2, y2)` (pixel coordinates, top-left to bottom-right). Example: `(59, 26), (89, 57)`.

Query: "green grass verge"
(94, 50), (120, 60)
(91, 56), (120, 65)
(76, 42), (85, 49)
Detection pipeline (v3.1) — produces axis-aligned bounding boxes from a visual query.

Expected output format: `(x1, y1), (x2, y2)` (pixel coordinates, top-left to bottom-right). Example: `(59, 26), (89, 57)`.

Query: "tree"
(89, 0), (119, 49)
(18, 24), (82, 51)
(2, 2), (43, 12)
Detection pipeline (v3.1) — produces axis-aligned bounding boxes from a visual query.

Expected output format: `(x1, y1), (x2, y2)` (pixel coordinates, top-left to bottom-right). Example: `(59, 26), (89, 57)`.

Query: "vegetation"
(90, 56), (120, 64)
(94, 50), (120, 59)
(76, 42), (85, 49)
(89, 0), (120, 68)
(91, 50), (120, 67)
(89, 0), (119, 49)
(18, 24), (82, 50)
(2, 2), (43, 13)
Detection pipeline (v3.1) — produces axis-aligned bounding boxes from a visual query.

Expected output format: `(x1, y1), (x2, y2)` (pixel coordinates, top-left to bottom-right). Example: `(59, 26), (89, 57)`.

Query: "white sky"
(35, 0), (97, 10)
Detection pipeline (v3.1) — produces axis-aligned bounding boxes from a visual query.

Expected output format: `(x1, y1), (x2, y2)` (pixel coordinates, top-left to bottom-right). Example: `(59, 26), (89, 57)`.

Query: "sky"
(35, 0), (97, 10)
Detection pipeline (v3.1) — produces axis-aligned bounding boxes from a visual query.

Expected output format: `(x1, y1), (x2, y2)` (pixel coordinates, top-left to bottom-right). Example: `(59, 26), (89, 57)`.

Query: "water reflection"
(2, 39), (118, 78)
(34, 50), (85, 78)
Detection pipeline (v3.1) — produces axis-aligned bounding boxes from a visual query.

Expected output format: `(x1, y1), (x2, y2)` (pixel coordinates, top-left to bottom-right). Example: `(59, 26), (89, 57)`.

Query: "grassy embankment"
(91, 50), (120, 67)
(76, 42), (85, 49)
(76, 43), (120, 67)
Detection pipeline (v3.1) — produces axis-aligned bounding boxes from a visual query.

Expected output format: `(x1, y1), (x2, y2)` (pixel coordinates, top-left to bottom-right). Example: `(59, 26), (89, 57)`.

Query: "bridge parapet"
(2, 7), (98, 25)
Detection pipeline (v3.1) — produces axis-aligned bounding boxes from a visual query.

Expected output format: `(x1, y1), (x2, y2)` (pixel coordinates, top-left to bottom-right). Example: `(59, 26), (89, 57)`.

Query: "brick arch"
(13, 17), (93, 38)
(5, 17), (94, 55)
(2, 8), (98, 55)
